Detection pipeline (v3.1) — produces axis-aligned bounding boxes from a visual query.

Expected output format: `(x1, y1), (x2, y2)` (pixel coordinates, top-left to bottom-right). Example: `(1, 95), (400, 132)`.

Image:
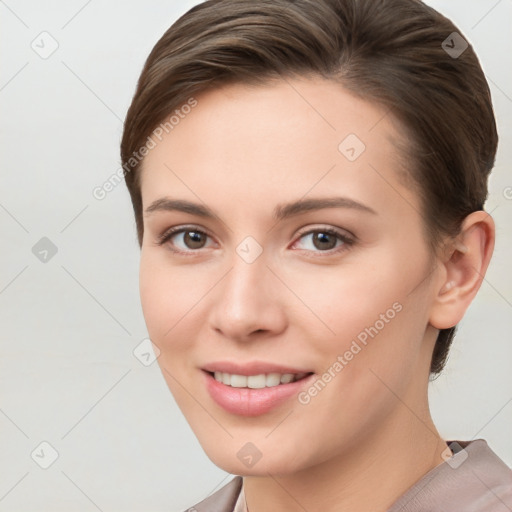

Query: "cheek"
(139, 260), (168, 339)
(284, 251), (417, 341)
(139, 254), (199, 347)
(288, 244), (430, 390)
(139, 257), (206, 406)
(305, 251), (430, 407)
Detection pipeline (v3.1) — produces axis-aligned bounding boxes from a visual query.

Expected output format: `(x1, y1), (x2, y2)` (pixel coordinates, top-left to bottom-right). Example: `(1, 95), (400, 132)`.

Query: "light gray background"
(1, 1), (511, 511)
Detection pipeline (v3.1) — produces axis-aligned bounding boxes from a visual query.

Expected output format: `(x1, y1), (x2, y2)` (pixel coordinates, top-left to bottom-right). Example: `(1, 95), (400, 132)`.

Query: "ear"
(429, 210), (495, 330)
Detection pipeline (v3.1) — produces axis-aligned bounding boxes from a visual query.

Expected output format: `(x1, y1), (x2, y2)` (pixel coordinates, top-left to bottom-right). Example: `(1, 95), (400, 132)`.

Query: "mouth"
(201, 369), (316, 416)
(205, 370), (314, 389)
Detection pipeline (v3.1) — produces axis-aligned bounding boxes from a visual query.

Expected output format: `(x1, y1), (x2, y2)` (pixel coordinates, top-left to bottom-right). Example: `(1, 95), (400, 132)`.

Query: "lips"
(201, 361), (316, 416)
(201, 361), (313, 376)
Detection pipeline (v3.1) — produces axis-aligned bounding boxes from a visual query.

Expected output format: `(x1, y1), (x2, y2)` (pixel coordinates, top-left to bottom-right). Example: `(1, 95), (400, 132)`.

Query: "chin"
(201, 439), (308, 477)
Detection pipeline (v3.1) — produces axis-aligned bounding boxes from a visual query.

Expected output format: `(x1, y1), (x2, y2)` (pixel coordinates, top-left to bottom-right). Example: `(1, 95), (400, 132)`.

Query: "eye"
(292, 226), (354, 255)
(156, 226), (215, 254)
(156, 224), (355, 257)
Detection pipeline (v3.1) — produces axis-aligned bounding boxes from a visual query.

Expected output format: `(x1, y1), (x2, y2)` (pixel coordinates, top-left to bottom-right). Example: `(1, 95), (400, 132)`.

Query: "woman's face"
(139, 77), (442, 475)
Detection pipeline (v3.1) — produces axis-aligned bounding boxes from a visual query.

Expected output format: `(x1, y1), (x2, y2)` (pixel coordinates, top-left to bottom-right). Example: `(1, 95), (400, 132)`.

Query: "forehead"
(139, 77), (417, 221)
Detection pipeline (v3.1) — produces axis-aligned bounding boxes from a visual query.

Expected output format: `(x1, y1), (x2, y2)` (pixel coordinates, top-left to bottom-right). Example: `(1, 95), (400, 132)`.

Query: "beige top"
(188, 439), (512, 512)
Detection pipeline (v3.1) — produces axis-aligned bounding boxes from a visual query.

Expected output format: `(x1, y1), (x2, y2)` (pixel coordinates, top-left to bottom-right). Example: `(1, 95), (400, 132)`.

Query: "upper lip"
(202, 361), (314, 376)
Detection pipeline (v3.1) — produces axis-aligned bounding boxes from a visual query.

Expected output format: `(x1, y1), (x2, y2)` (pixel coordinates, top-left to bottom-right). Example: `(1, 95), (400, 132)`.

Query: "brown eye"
(157, 226), (214, 253)
(311, 231), (338, 250)
(182, 230), (207, 249)
(292, 227), (355, 257)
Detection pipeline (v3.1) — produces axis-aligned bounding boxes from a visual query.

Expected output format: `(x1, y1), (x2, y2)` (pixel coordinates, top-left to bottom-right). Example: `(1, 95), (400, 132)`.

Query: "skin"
(138, 77), (495, 512)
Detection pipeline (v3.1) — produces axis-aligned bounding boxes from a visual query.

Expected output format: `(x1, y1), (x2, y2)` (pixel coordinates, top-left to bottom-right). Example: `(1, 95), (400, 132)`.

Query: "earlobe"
(429, 211), (495, 330)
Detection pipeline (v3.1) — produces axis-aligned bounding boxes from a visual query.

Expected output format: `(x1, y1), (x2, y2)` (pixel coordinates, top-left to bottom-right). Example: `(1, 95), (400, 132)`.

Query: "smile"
(202, 369), (316, 416)
(211, 371), (311, 388)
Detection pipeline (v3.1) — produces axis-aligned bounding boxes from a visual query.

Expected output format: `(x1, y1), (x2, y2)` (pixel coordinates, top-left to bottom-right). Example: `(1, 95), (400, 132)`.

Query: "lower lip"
(202, 370), (315, 417)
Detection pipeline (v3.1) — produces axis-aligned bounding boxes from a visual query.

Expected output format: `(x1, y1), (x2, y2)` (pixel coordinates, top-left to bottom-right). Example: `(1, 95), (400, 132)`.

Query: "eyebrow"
(144, 196), (377, 221)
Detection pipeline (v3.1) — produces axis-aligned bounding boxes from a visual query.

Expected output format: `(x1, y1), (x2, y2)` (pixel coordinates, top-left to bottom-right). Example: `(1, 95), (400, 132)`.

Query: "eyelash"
(156, 224), (356, 258)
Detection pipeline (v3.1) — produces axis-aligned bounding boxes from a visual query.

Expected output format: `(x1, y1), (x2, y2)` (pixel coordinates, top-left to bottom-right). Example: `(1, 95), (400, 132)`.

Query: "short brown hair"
(120, 0), (498, 375)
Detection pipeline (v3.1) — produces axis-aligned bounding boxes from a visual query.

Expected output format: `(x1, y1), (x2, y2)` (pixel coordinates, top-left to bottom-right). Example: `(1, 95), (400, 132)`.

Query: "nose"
(208, 249), (288, 342)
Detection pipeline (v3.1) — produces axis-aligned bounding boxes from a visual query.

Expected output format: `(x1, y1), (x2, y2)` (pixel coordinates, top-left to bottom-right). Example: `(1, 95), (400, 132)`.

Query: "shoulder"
(183, 476), (243, 512)
(388, 439), (512, 512)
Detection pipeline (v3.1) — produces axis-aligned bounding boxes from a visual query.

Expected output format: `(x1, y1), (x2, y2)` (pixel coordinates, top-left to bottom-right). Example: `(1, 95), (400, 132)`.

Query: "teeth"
(213, 371), (309, 388)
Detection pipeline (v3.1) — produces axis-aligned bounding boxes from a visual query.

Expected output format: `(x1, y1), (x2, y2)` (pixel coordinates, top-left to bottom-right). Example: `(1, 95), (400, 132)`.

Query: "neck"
(242, 403), (448, 512)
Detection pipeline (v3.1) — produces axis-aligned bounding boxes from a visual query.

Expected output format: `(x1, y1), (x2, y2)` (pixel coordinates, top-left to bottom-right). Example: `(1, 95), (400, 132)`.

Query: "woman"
(120, 0), (512, 510)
